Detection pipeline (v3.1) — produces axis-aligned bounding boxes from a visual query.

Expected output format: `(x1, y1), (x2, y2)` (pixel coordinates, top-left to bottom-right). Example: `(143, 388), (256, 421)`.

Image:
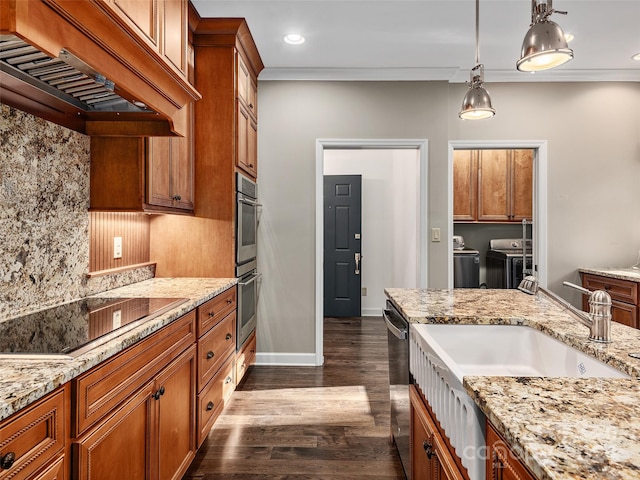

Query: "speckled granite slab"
(578, 267), (640, 283)
(386, 288), (640, 480)
(0, 277), (236, 421)
(465, 376), (640, 480)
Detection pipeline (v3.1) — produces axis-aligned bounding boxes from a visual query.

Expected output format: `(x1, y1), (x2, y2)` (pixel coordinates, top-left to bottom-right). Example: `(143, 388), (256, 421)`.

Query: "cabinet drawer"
(582, 274), (638, 305)
(197, 287), (236, 336)
(486, 422), (535, 480)
(196, 355), (235, 447)
(198, 312), (236, 390)
(611, 301), (639, 329)
(0, 387), (66, 480)
(236, 330), (256, 385)
(73, 310), (196, 436)
(32, 454), (65, 480)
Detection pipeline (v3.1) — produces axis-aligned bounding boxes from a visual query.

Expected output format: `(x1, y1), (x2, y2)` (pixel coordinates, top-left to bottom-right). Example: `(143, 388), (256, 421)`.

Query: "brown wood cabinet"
(195, 287), (237, 446)
(1, 0), (200, 136)
(72, 311), (197, 480)
(90, 103), (194, 214)
(486, 422), (535, 480)
(0, 386), (68, 480)
(581, 273), (639, 329)
(410, 385), (467, 480)
(236, 330), (257, 385)
(454, 149), (533, 223)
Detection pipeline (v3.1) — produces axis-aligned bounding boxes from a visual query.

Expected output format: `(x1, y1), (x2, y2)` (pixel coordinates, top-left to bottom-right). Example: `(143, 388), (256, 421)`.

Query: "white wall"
(324, 149), (419, 315)
(256, 80), (640, 361)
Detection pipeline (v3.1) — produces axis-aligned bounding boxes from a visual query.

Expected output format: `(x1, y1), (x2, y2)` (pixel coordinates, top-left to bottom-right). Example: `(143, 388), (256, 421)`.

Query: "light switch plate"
(431, 228), (441, 242)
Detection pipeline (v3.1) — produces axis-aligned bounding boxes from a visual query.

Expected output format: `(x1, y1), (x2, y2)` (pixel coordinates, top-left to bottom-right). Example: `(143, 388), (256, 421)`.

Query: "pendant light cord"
(475, 0), (480, 65)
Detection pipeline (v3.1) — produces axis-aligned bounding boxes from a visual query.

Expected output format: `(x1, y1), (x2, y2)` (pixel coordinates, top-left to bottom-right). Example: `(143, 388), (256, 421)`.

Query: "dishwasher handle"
(383, 308), (408, 340)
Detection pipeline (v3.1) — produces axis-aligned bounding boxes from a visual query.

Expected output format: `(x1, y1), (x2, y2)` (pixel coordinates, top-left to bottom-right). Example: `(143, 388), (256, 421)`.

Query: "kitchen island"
(385, 287), (640, 480)
(0, 277), (237, 421)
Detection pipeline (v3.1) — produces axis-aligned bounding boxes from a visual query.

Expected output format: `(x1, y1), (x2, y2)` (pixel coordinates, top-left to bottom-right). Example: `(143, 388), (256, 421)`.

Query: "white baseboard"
(255, 352), (319, 366)
(361, 307), (383, 317)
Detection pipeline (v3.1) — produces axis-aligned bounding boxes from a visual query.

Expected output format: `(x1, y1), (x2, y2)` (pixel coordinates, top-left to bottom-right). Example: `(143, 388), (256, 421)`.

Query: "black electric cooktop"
(0, 297), (188, 359)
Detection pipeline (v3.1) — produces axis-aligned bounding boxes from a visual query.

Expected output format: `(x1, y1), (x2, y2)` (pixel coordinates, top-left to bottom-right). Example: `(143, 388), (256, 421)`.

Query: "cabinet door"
(486, 423), (535, 480)
(453, 150), (477, 221)
(162, 0), (187, 75)
(510, 149), (533, 221)
(247, 117), (258, 178)
(478, 150), (510, 222)
(155, 345), (197, 480)
(247, 79), (258, 120)
(170, 102), (195, 210)
(74, 382), (155, 480)
(148, 136), (173, 207)
(236, 102), (250, 173)
(236, 54), (250, 106)
(103, 0), (160, 48)
(410, 387), (465, 480)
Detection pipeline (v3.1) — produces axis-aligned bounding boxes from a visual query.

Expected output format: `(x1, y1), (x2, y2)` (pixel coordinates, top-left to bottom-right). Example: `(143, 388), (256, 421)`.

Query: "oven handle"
(238, 272), (262, 286)
(237, 196), (263, 207)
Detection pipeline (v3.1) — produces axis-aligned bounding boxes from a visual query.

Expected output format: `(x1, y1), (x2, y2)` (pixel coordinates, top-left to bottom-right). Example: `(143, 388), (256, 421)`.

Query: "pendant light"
(459, 0), (495, 120)
(517, 0), (573, 72)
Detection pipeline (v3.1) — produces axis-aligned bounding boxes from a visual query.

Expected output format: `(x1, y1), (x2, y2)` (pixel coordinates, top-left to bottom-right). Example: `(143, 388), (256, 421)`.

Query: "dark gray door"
(324, 175), (362, 317)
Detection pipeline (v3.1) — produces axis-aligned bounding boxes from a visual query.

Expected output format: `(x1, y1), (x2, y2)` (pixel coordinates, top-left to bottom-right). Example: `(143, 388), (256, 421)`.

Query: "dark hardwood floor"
(183, 316), (405, 479)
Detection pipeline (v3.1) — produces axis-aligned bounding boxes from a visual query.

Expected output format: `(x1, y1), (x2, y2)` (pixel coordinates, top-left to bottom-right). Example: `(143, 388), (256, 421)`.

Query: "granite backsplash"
(0, 104), (153, 321)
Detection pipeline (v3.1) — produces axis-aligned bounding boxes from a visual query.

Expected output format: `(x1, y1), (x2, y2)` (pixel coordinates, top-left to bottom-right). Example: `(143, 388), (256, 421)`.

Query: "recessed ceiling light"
(633, 52), (640, 61)
(283, 33), (305, 45)
(564, 33), (574, 43)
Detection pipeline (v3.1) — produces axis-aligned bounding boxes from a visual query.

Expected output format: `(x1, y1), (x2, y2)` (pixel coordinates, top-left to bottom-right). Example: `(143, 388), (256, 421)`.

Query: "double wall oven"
(236, 172), (261, 350)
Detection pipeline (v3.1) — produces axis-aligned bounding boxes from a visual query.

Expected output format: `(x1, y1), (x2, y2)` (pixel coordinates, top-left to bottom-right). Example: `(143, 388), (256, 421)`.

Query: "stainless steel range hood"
(1, 35), (154, 114)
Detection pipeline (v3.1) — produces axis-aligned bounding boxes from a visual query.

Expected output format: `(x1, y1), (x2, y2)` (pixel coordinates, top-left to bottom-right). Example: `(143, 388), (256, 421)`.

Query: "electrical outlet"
(431, 228), (441, 242)
(113, 237), (122, 259)
(112, 309), (122, 329)
(361, 287), (367, 296)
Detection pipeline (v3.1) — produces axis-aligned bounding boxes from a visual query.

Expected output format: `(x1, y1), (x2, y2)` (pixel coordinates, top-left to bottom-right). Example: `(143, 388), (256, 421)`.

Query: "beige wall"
(257, 80), (640, 358)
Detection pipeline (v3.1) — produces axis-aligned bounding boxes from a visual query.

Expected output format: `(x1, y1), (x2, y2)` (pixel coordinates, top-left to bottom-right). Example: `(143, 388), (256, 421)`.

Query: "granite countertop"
(0, 277), (237, 421)
(578, 267), (640, 283)
(385, 288), (640, 480)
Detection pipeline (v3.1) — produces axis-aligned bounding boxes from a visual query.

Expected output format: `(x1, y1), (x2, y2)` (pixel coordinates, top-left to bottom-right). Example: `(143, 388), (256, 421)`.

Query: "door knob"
(355, 252), (361, 275)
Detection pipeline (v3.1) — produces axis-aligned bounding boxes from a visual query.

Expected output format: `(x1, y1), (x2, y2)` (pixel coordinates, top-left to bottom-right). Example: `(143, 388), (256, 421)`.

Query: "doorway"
(448, 141), (548, 289)
(315, 139), (429, 366)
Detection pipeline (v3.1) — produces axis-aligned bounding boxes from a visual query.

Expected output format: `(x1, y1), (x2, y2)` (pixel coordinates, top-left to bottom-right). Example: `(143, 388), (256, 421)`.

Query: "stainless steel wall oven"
(236, 172), (261, 349)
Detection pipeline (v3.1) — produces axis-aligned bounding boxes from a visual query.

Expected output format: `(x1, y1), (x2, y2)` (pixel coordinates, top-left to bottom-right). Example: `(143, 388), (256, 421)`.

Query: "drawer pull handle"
(172, 195), (182, 201)
(226, 333), (233, 340)
(206, 401), (214, 411)
(1, 452), (16, 470)
(208, 311), (215, 318)
(206, 351), (215, 359)
(422, 440), (436, 460)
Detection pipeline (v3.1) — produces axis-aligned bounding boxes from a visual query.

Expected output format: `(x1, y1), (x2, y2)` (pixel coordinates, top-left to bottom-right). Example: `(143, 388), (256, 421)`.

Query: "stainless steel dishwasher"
(384, 299), (411, 479)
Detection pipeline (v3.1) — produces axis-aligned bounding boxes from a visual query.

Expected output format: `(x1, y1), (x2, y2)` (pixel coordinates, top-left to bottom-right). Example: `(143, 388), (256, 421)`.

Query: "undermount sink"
(414, 324), (629, 381)
(409, 324), (629, 480)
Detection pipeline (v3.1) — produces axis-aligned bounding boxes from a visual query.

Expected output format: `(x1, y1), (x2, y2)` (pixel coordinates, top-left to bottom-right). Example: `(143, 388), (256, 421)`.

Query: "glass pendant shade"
(459, 79), (495, 120)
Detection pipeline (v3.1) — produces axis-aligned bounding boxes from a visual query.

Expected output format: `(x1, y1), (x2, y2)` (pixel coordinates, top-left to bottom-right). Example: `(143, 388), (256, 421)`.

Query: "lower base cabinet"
(410, 385), (466, 480)
(486, 423), (534, 480)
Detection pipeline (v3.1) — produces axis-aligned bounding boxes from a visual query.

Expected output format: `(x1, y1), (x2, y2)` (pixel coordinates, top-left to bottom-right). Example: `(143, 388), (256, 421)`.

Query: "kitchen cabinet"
(195, 287), (237, 446)
(72, 310), (197, 480)
(454, 149), (533, 223)
(581, 273), (639, 329)
(1, 0), (200, 136)
(236, 330), (257, 385)
(90, 102), (194, 214)
(486, 422), (535, 480)
(0, 386), (68, 480)
(410, 385), (467, 480)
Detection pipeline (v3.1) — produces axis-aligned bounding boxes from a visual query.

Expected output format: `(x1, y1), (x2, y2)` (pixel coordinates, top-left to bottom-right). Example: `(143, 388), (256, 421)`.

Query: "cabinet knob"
(226, 333), (233, 340)
(172, 195), (182, 201)
(227, 299), (233, 305)
(206, 401), (215, 411)
(422, 440), (436, 460)
(206, 351), (215, 359)
(153, 386), (166, 400)
(225, 376), (233, 384)
(208, 311), (215, 318)
(249, 103), (254, 109)
(0, 452), (16, 470)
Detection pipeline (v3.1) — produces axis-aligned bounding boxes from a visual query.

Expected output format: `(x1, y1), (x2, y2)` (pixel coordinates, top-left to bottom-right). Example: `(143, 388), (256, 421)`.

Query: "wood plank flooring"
(183, 316), (405, 479)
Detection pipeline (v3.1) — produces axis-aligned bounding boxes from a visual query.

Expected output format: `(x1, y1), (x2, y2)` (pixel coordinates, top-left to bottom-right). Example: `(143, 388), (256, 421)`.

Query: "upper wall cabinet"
(0, 0), (201, 136)
(192, 18), (264, 181)
(454, 149), (533, 223)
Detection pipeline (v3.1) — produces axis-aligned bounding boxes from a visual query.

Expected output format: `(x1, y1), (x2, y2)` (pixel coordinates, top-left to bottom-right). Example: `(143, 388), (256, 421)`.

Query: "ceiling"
(191, 0), (640, 83)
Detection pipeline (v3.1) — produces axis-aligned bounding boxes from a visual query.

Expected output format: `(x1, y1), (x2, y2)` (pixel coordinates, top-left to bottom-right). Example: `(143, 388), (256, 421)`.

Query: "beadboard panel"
(89, 212), (151, 273)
